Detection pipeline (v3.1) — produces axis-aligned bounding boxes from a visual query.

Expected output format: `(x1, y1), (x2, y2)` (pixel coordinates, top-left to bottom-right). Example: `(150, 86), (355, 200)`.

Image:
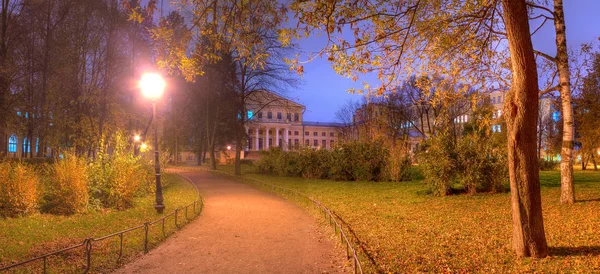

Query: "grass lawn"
(0, 172), (199, 273)
(215, 164), (600, 273)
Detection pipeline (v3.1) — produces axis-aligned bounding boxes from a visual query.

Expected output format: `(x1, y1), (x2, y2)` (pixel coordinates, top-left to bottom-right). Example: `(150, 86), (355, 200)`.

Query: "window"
(267, 112), (272, 119)
(330, 132), (334, 137)
(492, 97), (496, 104)
(247, 111), (253, 119)
(294, 113), (299, 121)
(294, 131), (299, 136)
(322, 140), (326, 148)
(277, 112), (282, 119)
(313, 132), (318, 136)
(305, 131), (309, 136)
(497, 96), (501, 103)
(498, 109), (502, 117)
(258, 112), (263, 118)
(8, 135), (17, 153)
(314, 140), (318, 146)
(294, 139), (299, 146)
(330, 140), (335, 147)
(287, 113), (291, 120)
(22, 137), (30, 153)
(288, 139), (292, 147)
(259, 130), (263, 134)
(321, 132), (326, 137)
(305, 139), (310, 146)
(269, 138), (273, 146)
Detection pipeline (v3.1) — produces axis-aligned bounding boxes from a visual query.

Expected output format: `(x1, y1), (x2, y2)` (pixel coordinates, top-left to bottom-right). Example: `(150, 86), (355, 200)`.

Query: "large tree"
(287, 0), (548, 257)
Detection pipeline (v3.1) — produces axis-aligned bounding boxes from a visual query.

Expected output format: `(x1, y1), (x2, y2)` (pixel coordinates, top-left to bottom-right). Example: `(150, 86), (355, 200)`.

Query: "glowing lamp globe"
(134, 135), (141, 142)
(139, 73), (166, 100)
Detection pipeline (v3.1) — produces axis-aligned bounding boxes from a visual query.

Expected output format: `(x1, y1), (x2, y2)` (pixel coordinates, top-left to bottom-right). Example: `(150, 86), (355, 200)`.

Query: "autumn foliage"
(0, 162), (40, 217)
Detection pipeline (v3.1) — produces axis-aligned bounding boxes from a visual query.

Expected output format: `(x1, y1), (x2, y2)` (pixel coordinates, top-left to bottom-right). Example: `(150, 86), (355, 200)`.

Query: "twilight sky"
(152, 1), (600, 123)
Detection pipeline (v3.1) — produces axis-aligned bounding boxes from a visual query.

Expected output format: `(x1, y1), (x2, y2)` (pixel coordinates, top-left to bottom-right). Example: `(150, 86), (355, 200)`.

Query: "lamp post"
(140, 73), (166, 213)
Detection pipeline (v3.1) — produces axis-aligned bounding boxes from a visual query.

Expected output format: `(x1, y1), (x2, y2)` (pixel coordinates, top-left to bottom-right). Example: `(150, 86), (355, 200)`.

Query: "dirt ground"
(114, 170), (348, 274)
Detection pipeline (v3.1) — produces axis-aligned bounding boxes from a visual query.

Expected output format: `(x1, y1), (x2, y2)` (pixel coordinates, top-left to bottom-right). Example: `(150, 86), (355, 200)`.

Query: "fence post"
(118, 233), (123, 260)
(144, 222), (149, 254)
(43, 256), (47, 274)
(162, 217), (166, 237)
(84, 238), (93, 273)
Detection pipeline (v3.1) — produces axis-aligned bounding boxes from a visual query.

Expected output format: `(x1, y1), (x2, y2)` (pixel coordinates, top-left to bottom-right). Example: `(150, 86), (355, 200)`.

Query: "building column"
(275, 127), (279, 148)
(265, 127), (270, 150)
(284, 128), (289, 151)
(255, 127), (259, 151)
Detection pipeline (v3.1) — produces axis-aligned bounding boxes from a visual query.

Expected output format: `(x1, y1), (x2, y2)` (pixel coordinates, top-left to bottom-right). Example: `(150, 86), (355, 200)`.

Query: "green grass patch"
(215, 164), (600, 273)
(0, 173), (200, 273)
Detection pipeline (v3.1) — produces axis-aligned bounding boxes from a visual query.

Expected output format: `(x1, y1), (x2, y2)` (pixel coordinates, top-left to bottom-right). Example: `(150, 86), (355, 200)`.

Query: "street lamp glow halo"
(134, 135), (141, 142)
(139, 73), (166, 100)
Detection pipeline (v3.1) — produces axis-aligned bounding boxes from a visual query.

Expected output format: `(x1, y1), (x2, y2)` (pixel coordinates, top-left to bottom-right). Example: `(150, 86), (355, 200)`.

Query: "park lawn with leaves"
(0, 173), (199, 273)
(216, 164), (600, 273)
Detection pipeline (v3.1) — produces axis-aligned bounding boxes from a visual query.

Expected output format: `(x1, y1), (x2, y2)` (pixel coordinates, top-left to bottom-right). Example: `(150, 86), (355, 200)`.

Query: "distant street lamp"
(140, 73), (166, 213)
(134, 134), (141, 142)
(227, 145), (232, 151)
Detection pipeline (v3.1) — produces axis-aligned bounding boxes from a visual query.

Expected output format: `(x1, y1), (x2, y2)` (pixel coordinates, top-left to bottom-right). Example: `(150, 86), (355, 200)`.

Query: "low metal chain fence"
(205, 168), (364, 274)
(0, 173), (203, 273)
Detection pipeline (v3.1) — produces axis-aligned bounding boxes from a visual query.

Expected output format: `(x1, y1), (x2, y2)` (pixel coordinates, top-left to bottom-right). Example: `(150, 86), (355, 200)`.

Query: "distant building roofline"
(302, 121), (345, 127)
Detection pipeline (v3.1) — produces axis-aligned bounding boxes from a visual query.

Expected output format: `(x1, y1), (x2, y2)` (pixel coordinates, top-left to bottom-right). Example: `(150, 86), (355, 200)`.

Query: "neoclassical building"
(244, 91), (343, 153)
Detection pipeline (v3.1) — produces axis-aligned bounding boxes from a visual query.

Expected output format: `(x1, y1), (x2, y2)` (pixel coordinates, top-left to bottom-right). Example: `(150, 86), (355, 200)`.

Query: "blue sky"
(150, 0), (600, 122)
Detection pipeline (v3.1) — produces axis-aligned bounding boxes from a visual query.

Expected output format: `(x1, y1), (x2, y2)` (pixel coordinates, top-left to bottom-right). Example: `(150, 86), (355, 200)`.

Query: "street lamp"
(134, 134), (141, 142)
(140, 72), (166, 213)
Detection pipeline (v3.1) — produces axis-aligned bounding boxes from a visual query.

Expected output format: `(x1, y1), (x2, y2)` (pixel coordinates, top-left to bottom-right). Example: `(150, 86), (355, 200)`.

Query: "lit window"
(8, 135), (17, 153)
(247, 111), (253, 119)
(552, 111), (560, 122)
(22, 137), (30, 153)
(498, 110), (502, 117)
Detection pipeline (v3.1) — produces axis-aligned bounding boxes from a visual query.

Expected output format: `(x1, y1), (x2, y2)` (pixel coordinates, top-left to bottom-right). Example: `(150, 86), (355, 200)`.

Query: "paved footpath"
(115, 170), (347, 274)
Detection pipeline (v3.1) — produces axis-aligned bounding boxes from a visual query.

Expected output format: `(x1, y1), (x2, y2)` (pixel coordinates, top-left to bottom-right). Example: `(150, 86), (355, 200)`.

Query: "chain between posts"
(207, 169), (364, 274)
(0, 172), (203, 273)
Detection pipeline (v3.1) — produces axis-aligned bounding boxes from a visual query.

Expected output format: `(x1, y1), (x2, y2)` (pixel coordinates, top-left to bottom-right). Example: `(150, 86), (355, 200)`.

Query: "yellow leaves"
(127, 8), (144, 24)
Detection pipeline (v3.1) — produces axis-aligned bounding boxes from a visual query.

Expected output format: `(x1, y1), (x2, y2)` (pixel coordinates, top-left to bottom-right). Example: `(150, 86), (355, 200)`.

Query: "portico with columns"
(244, 90), (343, 153)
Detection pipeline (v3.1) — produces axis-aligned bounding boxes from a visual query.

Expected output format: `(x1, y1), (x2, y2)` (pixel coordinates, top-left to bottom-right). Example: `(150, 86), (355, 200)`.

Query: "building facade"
(244, 91), (343, 153)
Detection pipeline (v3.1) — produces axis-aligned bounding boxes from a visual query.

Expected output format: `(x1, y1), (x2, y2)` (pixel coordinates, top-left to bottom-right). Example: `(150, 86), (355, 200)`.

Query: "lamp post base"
(154, 204), (165, 213)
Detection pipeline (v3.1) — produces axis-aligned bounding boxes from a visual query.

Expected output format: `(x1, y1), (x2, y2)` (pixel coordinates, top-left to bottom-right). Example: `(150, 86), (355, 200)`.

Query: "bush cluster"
(88, 133), (153, 210)
(539, 158), (559, 171)
(1, 133), (154, 218)
(42, 154), (89, 215)
(257, 141), (412, 182)
(0, 162), (39, 217)
(419, 131), (508, 196)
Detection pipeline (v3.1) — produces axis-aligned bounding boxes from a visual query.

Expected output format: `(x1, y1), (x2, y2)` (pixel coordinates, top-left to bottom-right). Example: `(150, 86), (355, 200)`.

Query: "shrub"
(88, 132), (153, 210)
(385, 145), (413, 182)
(298, 148), (331, 179)
(418, 134), (457, 196)
(0, 162), (40, 217)
(539, 158), (559, 171)
(42, 154), (89, 215)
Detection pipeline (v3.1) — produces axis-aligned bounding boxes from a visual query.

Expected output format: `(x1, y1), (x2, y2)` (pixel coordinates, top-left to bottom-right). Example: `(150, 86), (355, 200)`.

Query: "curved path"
(115, 170), (347, 274)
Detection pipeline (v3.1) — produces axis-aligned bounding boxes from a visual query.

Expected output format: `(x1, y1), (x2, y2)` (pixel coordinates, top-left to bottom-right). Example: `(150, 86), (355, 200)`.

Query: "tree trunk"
(553, 0), (575, 204)
(209, 141), (216, 170)
(502, 0), (549, 258)
(0, 0), (10, 158)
